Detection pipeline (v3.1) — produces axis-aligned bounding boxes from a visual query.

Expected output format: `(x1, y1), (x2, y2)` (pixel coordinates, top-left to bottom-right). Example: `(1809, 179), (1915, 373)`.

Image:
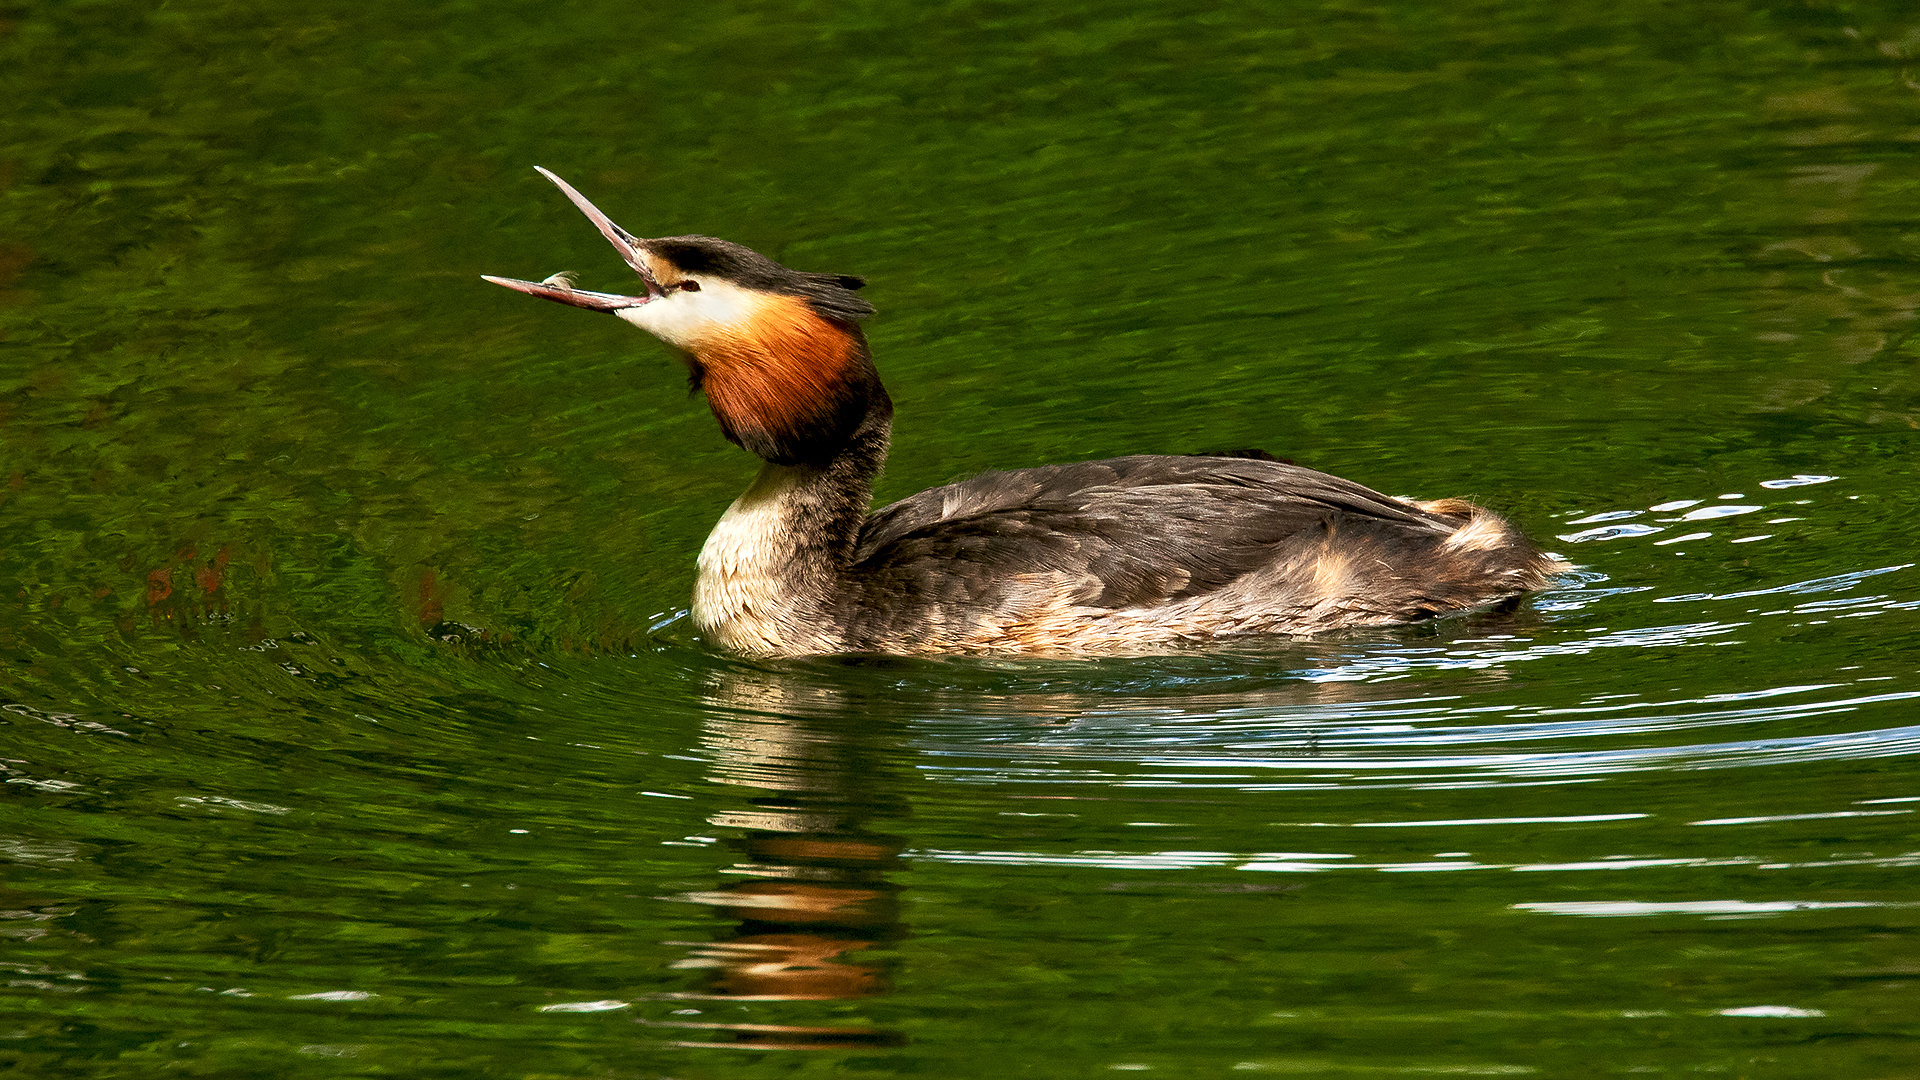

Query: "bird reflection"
(653, 666), (907, 1049)
(643, 623), (1556, 1049)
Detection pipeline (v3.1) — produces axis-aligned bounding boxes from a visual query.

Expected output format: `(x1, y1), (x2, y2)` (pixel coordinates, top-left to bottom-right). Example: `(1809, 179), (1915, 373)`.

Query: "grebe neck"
(690, 403), (891, 654)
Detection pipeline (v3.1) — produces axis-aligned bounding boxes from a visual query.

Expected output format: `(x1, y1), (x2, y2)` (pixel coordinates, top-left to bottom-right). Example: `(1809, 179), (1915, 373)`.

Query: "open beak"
(482, 166), (666, 312)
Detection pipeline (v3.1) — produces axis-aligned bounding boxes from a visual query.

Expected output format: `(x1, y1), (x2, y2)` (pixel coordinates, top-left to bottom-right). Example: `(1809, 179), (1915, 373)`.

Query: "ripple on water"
(908, 845), (1920, 876)
(911, 702), (1920, 790)
(1556, 472), (1838, 545)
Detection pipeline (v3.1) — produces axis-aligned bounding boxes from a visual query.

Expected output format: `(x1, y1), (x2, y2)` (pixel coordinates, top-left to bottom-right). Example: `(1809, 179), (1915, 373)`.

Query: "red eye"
(679, 280), (701, 292)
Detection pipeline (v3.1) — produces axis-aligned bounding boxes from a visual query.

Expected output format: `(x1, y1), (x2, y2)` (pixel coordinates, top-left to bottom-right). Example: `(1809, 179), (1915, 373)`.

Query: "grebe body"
(486, 168), (1565, 657)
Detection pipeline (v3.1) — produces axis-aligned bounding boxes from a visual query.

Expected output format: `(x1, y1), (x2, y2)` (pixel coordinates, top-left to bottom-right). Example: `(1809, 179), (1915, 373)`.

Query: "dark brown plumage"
(485, 168), (1566, 656)
(834, 454), (1559, 652)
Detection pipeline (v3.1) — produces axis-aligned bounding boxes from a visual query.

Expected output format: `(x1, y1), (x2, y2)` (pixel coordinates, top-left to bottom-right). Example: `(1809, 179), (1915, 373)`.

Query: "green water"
(4, 0), (1918, 1075)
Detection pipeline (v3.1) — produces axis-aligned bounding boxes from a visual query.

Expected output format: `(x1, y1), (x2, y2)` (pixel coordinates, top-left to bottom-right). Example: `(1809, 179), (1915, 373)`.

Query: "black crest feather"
(644, 236), (876, 322)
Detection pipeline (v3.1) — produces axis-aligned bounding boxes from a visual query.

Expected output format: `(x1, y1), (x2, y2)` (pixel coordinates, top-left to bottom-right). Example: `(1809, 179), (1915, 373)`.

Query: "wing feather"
(848, 455), (1455, 616)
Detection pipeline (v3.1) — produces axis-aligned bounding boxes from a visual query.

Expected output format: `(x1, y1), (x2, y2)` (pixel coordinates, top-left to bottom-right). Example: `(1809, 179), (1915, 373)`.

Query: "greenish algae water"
(3, 0), (1918, 1076)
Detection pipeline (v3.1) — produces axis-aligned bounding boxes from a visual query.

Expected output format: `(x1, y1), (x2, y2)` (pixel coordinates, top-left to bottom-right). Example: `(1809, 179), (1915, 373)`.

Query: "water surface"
(4, 0), (1918, 1076)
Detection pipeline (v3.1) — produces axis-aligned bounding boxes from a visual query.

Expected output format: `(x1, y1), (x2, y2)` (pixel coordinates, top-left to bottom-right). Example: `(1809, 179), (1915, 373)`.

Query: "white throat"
(615, 277), (761, 351)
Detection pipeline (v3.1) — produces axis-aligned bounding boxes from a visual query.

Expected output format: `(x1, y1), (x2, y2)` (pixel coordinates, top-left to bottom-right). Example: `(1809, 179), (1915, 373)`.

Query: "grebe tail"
(485, 168), (1566, 656)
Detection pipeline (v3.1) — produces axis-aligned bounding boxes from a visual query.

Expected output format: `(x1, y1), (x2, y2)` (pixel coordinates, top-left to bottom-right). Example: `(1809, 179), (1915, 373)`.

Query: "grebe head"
(485, 167), (887, 466)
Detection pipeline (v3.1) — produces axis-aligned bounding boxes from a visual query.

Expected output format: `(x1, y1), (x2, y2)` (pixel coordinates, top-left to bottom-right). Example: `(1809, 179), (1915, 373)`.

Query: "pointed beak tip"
(480, 272), (649, 313)
(499, 166), (665, 303)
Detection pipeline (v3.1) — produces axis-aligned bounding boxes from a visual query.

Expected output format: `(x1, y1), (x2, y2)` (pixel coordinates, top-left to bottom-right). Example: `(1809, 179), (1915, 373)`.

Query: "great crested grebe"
(485, 167), (1565, 657)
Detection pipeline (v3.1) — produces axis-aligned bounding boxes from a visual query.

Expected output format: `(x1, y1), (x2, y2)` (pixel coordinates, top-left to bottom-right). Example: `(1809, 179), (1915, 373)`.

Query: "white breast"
(691, 464), (832, 655)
